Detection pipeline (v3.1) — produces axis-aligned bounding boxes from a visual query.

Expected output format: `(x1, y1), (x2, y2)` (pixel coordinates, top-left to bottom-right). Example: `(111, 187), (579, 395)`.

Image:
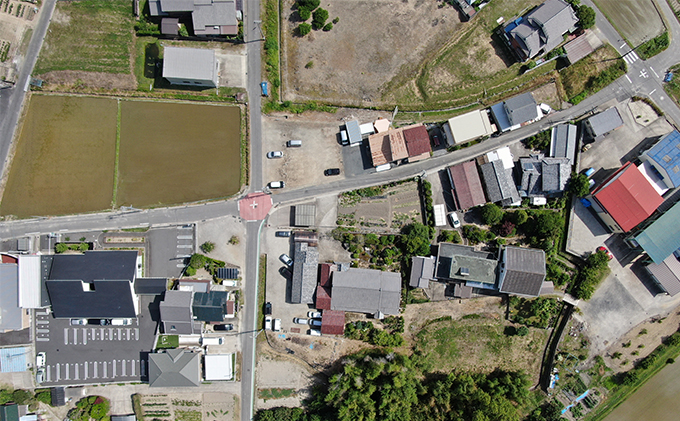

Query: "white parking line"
(650, 89), (657, 95)
(64, 328), (68, 344)
(94, 362), (98, 378)
(135, 328), (139, 339)
(46, 366), (51, 382)
(131, 360), (136, 377)
(65, 363), (70, 380)
(84, 362), (88, 380)
(112, 360), (117, 377)
(176, 263), (186, 268)
(122, 360), (126, 376)
(36, 328), (49, 333)
(103, 362), (108, 378)
(36, 320), (49, 325)
(75, 363), (79, 380)
(177, 235), (193, 240)
(36, 338), (49, 342)
(73, 329), (78, 344)
(177, 244), (192, 248)
(56, 364), (61, 381)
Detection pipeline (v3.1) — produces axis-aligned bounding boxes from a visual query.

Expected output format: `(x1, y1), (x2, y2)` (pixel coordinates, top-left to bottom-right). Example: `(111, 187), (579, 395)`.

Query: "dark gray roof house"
(134, 278), (168, 295)
(45, 251), (138, 319)
(291, 242), (319, 304)
(160, 290), (200, 335)
(192, 291), (228, 322)
(550, 124), (577, 164)
(498, 246), (547, 296)
(584, 107), (624, 139)
(436, 243), (498, 290)
(409, 256), (435, 288)
(160, 17), (179, 35)
(149, 0), (239, 36)
(148, 349), (201, 387)
(506, 0), (578, 61)
(490, 92), (541, 132)
(518, 154), (571, 197)
(330, 268), (401, 315)
(480, 160), (521, 206)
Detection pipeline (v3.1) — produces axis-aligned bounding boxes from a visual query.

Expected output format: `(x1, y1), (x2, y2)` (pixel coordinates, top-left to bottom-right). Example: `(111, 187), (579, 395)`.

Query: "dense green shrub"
(200, 241), (215, 254)
(298, 7), (311, 21)
(311, 8), (328, 30)
(637, 32), (669, 59)
(576, 5), (595, 29)
(480, 203), (504, 226)
(568, 173), (591, 197)
(523, 130), (551, 151)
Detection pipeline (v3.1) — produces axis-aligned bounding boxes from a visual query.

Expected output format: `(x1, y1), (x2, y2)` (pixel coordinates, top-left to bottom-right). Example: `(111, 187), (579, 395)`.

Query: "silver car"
(267, 151), (283, 159)
(279, 254), (293, 267)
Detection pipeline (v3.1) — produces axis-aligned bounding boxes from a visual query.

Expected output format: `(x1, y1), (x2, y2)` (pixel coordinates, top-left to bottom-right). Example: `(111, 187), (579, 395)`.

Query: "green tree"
(12, 389), (31, 405)
(577, 5), (596, 29)
(516, 326), (529, 336)
(188, 253), (207, 269)
(297, 0), (320, 10)
(311, 8), (328, 30)
(55, 243), (68, 253)
(480, 203), (504, 226)
(200, 241), (215, 253)
(568, 173), (591, 197)
(532, 211), (564, 240)
(298, 7), (311, 21)
(297, 23), (312, 36)
(323, 22), (333, 31)
(78, 242), (89, 252)
(512, 209), (528, 225)
(400, 223), (431, 256)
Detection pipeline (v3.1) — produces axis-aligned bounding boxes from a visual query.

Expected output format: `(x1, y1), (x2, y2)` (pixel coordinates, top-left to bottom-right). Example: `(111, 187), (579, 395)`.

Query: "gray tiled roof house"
(518, 154), (571, 197)
(148, 349), (201, 387)
(436, 243), (498, 289)
(550, 124), (577, 164)
(503, 92), (540, 126)
(508, 0), (578, 61)
(585, 107), (624, 139)
(480, 160), (521, 206)
(291, 242), (319, 304)
(160, 290), (199, 335)
(409, 256), (435, 288)
(149, 0), (238, 36)
(330, 268), (401, 315)
(498, 246), (547, 296)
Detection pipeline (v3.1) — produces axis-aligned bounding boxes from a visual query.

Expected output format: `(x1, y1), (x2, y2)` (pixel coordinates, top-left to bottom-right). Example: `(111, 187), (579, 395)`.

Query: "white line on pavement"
(650, 89), (657, 95)
(650, 67), (659, 78)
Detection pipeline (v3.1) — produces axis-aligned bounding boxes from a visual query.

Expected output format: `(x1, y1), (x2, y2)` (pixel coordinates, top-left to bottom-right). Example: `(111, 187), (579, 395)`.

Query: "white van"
(221, 280), (238, 287)
(273, 318), (282, 332)
(201, 337), (224, 345)
(269, 181), (285, 189)
(286, 140), (302, 147)
(112, 318), (133, 326)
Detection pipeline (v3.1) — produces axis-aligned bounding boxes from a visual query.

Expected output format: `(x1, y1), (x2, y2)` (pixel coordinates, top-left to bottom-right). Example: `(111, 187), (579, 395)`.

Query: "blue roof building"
(640, 130), (680, 190)
(634, 200), (680, 265)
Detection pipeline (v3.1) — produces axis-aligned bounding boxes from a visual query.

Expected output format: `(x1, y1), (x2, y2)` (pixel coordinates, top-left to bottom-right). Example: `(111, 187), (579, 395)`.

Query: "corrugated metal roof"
(635, 200), (680, 264)
(294, 205), (316, 227)
(586, 107), (624, 138)
(499, 246), (546, 296)
(564, 34), (595, 64)
(647, 255), (680, 296)
(448, 161), (487, 210)
(0, 347), (28, 373)
(163, 47), (217, 84)
(643, 130), (680, 188)
(204, 354), (233, 380)
(18, 255), (41, 309)
(592, 162), (663, 232)
(291, 242), (318, 304)
(345, 120), (362, 145)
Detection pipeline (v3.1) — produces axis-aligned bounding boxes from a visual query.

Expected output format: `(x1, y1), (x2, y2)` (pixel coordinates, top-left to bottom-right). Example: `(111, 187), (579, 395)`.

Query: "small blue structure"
(0, 347), (28, 373)
(260, 82), (268, 97)
(664, 72), (674, 83)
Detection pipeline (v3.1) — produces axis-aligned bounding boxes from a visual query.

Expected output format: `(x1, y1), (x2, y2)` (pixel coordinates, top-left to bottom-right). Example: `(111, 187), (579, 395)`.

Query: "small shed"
(345, 120), (362, 146)
(161, 18), (179, 36)
(584, 107), (623, 139)
(294, 204), (316, 227)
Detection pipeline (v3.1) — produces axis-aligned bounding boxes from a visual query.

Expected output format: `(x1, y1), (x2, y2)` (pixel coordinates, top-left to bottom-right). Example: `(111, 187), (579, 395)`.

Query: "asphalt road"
(0, 0), (56, 179)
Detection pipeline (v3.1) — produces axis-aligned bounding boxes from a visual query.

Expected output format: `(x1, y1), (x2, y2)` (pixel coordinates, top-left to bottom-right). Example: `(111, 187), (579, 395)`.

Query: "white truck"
(201, 337), (224, 346)
(433, 204), (447, 227)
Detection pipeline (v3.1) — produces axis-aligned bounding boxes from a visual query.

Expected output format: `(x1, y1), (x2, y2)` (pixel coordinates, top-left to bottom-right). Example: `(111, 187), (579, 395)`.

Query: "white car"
(265, 316), (272, 331)
(293, 318), (309, 325)
(70, 318), (87, 326)
(269, 181), (285, 189)
(36, 352), (46, 368)
(310, 319), (322, 328)
(267, 151), (283, 159)
(308, 329), (321, 336)
(448, 212), (461, 228)
(273, 318), (282, 332)
(307, 311), (321, 319)
(36, 368), (45, 384)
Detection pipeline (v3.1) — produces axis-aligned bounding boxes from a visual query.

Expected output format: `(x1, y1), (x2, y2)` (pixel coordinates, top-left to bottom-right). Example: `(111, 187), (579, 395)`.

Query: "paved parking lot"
(147, 225), (195, 278)
(35, 295), (159, 386)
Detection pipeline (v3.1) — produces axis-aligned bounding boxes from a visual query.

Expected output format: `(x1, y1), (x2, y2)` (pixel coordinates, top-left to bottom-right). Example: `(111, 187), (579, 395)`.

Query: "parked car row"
(265, 316), (282, 332)
(70, 318), (133, 326)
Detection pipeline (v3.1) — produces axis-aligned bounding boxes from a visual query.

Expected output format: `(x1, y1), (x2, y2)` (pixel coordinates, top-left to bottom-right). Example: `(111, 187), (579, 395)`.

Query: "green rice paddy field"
(1, 95), (241, 217)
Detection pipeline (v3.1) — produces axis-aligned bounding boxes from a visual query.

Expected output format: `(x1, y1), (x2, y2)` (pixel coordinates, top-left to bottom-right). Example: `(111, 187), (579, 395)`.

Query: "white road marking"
(36, 328), (49, 333)
(131, 360), (136, 377)
(640, 69), (649, 78)
(84, 362), (88, 380)
(177, 263), (186, 268)
(64, 328), (68, 344)
(122, 360), (126, 376)
(75, 363), (79, 380)
(36, 338), (49, 342)
(620, 43), (627, 49)
(650, 67), (659, 78)
(112, 360), (117, 377)
(625, 74), (632, 83)
(650, 89), (657, 95)
(177, 235), (193, 240)
(94, 362), (98, 378)
(103, 362), (108, 378)
(177, 244), (192, 248)
(65, 363), (69, 380)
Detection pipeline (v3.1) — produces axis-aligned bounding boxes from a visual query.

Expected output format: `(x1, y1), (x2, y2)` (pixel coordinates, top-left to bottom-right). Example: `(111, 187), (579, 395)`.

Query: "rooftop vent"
(460, 267), (470, 276)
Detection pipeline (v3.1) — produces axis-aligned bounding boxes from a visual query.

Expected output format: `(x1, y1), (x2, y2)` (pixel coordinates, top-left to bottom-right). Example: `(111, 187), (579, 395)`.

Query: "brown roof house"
(447, 161), (487, 210)
(368, 124), (430, 167)
(403, 125), (432, 162)
(498, 246), (548, 296)
(320, 310), (345, 335)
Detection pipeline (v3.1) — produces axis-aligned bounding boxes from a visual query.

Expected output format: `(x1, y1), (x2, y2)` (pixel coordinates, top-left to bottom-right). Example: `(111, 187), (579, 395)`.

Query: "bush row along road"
(1, 1), (680, 420)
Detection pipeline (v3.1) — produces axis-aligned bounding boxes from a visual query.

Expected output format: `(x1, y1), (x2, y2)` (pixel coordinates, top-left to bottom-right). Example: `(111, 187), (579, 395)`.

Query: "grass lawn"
(413, 315), (549, 379)
(559, 44), (626, 103)
(385, 0), (548, 109)
(258, 388), (296, 399)
(35, 0), (134, 74)
(157, 335), (179, 349)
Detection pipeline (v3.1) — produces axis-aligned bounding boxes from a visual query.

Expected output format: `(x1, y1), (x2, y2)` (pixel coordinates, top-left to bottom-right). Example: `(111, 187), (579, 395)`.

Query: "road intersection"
(1, 1), (680, 419)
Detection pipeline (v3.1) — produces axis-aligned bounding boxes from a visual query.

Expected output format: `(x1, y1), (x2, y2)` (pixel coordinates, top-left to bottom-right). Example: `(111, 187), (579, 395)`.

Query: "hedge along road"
(0, 95), (242, 217)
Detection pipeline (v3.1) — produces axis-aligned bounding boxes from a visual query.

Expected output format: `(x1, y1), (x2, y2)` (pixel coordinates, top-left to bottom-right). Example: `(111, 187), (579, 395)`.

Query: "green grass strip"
(111, 98), (121, 207)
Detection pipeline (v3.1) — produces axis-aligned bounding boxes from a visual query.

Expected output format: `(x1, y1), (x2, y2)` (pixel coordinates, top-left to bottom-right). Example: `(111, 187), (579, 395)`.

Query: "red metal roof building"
(315, 285), (332, 310)
(403, 125), (432, 162)
(591, 162), (663, 233)
(320, 310), (345, 335)
(319, 263), (332, 287)
(447, 161), (487, 210)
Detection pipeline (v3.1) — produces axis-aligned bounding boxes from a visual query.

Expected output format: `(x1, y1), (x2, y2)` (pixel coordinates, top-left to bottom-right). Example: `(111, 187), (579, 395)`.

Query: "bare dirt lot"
(138, 392), (238, 421)
(594, 0), (665, 47)
(0, 1), (38, 83)
(280, 0), (463, 106)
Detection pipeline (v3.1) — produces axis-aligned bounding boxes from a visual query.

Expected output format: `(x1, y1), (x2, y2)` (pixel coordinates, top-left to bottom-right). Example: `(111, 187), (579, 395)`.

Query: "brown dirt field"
(599, 306), (680, 373)
(594, 0), (665, 47)
(0, 95), (117, 217)
(532, 81), (562, 110)
(281, 0), (463, 106)
(39, 70), (137, 91)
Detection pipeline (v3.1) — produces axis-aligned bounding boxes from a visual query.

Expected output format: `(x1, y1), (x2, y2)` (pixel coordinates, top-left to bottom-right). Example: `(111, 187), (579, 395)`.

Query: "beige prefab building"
(162, 46), (219, 87)
(445, 109), (495, 145)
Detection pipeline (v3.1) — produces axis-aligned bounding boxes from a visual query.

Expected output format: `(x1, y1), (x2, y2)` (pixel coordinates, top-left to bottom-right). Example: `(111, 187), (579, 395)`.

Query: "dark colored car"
(265, 302), (272, 315)
(214, 324), (234, 331)
(275, 231), (291, 237)
(324, 168), (341, 176)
